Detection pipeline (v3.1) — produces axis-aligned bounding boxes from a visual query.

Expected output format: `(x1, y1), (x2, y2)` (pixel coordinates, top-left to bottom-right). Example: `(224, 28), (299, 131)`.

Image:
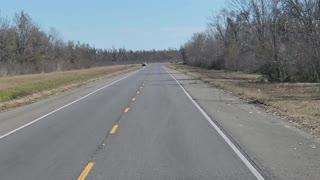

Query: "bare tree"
(0, 10), (181, 76)
(182, 0), (320, 82)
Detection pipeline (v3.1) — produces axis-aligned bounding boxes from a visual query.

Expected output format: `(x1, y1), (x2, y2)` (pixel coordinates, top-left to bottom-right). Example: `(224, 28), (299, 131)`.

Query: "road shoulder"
(167, 66), (320, 180)
(0, 68), (141, 138)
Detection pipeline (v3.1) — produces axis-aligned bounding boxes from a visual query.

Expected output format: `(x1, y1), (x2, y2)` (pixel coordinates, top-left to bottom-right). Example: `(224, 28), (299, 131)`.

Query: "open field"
(168, 64), (320, 135)
(0, 64), (140, 111)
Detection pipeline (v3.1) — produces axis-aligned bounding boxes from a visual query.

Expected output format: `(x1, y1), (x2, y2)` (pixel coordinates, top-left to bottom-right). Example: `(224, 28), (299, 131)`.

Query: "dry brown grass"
(169, 64), (320, 135)
(0, 65), (140, 111)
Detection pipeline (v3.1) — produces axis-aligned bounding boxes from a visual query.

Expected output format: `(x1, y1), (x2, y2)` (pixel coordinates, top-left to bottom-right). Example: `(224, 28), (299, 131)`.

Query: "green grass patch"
(0, 65), (139, 102)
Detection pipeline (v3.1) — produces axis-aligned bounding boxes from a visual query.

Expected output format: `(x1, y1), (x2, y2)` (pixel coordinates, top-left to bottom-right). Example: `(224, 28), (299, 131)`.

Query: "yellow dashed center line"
(110, 124), (119, 134)
(77, 162), (94, 180)
(77, 86), (142, 179)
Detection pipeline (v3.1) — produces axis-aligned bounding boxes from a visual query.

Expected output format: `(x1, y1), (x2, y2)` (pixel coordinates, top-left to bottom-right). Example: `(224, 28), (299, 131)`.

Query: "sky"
(0, 0), (226, 50)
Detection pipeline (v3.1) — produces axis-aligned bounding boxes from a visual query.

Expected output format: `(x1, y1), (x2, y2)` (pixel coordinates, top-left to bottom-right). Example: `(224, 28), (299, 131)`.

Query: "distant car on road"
(142, 62), (147, 66)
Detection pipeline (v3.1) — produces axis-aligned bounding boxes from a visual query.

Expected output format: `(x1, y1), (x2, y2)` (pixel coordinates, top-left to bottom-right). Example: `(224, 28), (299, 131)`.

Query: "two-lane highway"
(0, 64), (263, 179)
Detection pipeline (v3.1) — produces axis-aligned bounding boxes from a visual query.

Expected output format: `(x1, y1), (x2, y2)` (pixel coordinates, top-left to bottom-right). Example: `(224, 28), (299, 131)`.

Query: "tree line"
(181, 0), (320, 82)
(0, 11), (180, 76)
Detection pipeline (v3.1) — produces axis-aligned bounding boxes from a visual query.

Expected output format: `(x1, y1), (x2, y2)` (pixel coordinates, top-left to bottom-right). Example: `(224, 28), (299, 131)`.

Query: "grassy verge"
(168, 64), (320, 135)
(0, 64), (140, 111)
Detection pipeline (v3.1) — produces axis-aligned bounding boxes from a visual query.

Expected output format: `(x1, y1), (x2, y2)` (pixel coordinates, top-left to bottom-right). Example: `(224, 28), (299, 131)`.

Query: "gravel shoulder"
(167, 66), (320, 180)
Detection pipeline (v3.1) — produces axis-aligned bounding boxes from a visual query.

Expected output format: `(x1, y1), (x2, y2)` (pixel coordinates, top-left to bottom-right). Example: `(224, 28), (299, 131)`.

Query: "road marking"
(124, 107), (130, 113)
(163, 66), (265, 180)
(0, 68), (145, 140)
(110, 124), (119, 134)
(77, 162), (94, 180)
(142, 83), (145, 86)
(140, 86), (143, 89)
(132, 97), (136, 101)
(137, 91), (140, 94)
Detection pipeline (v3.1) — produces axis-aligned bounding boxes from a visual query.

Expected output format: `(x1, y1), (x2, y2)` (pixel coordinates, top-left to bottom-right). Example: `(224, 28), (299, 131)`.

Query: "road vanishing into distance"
(0, 64), (264, 180)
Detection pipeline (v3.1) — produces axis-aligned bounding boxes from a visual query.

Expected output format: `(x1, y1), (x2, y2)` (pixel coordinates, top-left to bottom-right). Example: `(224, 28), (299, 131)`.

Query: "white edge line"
(0, 68), (144, 140)
(163, 66), (265, 180)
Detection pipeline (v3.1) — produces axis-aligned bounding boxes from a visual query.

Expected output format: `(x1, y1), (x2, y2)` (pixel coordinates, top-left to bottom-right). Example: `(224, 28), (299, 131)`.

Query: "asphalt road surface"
(0, 64), (263, 180)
